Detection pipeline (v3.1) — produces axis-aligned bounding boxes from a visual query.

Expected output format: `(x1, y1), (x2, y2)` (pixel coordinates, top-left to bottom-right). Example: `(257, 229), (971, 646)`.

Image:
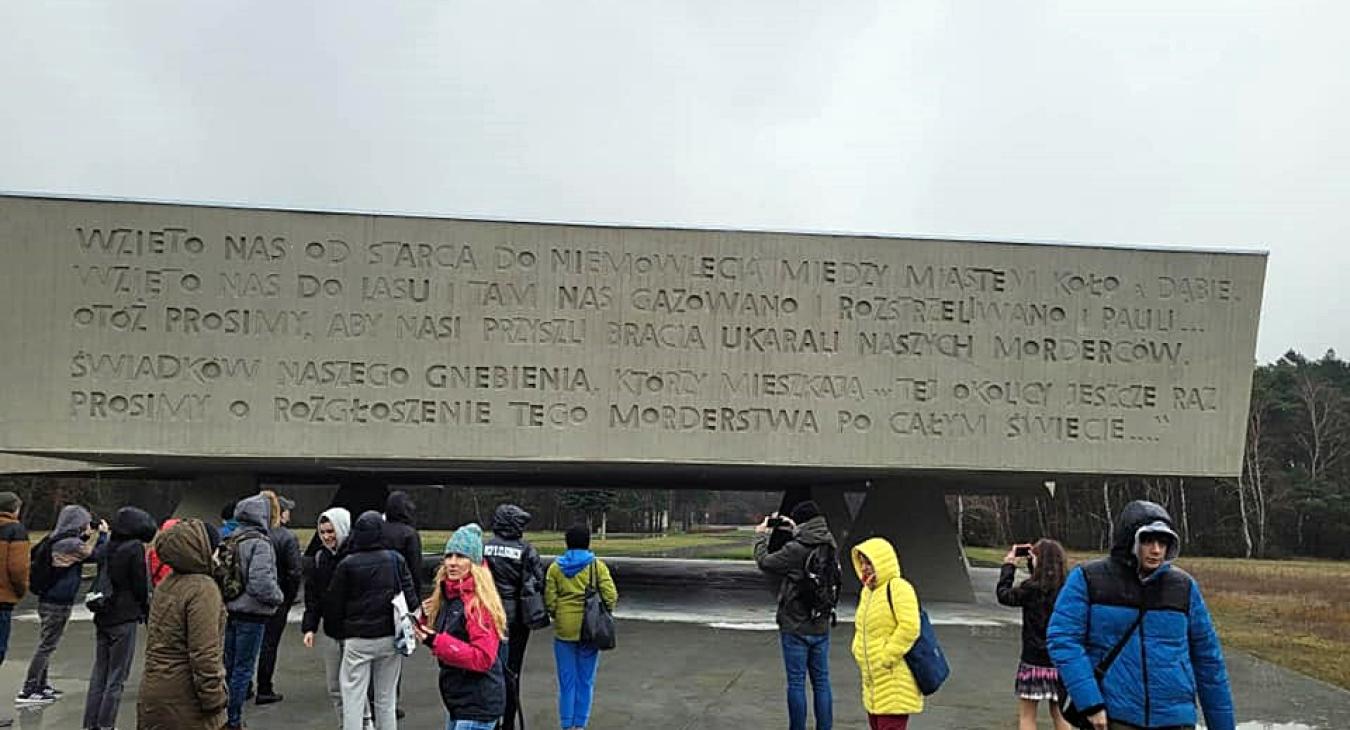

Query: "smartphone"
(1013, 545), (1032, 557)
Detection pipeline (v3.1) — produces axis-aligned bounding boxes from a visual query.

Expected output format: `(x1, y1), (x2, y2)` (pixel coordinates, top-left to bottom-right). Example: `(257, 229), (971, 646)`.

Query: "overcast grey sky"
(1, 1), (1345, 363)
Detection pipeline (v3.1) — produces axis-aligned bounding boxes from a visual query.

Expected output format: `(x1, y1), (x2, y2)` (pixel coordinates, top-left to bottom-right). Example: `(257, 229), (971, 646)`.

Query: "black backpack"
(28, 534), (58, 596)
(800, 543), (842, 624)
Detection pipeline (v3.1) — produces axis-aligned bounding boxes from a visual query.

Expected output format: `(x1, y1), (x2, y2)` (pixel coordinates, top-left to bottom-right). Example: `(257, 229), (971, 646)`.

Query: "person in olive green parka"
(137, 519), (229, 730)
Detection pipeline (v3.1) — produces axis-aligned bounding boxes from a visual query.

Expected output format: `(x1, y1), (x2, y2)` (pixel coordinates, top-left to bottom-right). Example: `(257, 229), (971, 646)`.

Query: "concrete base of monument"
(2, 566), (1342, 729)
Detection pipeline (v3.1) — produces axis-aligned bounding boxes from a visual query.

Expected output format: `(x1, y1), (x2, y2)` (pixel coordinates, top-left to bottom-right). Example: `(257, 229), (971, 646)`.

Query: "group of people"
(0, 489), (620, 730)
(0, 487), (1238, 730)
(753, 498), (1236, 730)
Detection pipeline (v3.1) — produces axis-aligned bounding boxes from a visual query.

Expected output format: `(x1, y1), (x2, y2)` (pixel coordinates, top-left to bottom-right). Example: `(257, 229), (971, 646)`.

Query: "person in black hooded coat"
(382, 491), (424, 599)
(483, 504), (545, 730)
(83, 506), (156, 730)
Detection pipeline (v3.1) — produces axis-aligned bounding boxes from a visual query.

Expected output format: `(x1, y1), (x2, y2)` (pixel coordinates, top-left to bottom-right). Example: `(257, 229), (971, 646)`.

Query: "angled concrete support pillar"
(178, 473), (258, 521)
(844, 484), (973, 603)
(813, 488), (854, 547)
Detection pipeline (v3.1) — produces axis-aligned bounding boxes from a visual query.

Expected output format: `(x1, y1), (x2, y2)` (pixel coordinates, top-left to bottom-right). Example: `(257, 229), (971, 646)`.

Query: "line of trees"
(962, 349), (1350, 559)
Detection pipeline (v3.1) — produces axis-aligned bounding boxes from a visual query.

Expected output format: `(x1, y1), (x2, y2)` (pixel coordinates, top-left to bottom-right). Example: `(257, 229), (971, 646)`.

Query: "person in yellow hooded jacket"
(850, 537), (923, 730)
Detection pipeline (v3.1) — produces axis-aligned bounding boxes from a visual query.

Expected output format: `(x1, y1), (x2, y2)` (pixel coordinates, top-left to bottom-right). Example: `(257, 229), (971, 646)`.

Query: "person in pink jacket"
(415, 523), (509, 730)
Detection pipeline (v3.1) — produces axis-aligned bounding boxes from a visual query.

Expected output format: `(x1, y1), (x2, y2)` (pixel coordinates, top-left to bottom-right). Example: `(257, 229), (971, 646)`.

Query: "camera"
(766, 516), (787, 529)
(1013, 545), (1032, 558)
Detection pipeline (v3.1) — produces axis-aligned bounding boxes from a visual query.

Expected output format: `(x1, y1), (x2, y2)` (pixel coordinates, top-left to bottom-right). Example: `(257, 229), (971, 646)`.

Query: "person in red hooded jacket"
(414, 523), (508, 730)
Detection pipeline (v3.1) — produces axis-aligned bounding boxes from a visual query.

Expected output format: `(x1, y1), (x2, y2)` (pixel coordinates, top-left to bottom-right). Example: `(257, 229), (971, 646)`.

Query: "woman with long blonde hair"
(413, 523), (509, 730)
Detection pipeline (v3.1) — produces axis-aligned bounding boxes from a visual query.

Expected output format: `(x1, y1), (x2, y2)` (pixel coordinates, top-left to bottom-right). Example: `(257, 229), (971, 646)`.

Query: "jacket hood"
(350, 510), (386, 551)
(153, 519), (214, 575)
(385, 491), (416, 526)
(319, 507), (353, 552)
(110, 506), (157, 542)
(852, 537), (902, 586)
(51, 505), (92, 556)
(234, 494), (272, 530)
(491, 504), (531, 539)
(794, 515), (836, 547)
(1112, 500), (1181, 567)
(54, 504), (91, 536)
(556, 548), (595, 578)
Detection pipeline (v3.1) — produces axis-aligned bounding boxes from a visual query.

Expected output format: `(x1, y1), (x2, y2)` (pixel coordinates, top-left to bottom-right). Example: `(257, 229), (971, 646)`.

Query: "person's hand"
(98, 519), (109, 534)
(1088, 709), (1108, 730)
(421, 598), (435, 615)
(303, 631), (315, 649)
(755, 516), (772, 535)
(412, 622), (435, 642)
(1003, 546), (1021, 565)
(779, 516), (796, 529)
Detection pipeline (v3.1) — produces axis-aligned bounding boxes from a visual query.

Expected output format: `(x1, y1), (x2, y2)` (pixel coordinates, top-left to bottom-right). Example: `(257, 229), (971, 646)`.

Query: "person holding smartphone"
(997, 540), (1071, 730)
(414, 523), (508, 730)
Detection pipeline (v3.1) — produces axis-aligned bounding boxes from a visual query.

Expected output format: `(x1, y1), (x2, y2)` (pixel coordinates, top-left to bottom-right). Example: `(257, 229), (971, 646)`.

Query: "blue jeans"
(0, 606), (12, 665)
(554, 639), (600, 729)
(447, 719), (497, 730)
(781, 632), (832, 730)
(224, 619), (267, 726)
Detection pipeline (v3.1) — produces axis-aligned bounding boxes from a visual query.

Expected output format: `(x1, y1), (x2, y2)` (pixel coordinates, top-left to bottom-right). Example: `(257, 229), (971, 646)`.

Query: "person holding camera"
(83, 506), (157, 730)
(1047, 500), (1234, 730)
(753, 500), (838, 730)
(17, 504), (107, 705)
(996, 539), (1071, 730)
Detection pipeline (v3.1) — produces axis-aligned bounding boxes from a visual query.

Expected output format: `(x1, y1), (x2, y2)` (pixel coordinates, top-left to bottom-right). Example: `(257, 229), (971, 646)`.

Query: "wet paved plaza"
(0, 564), (1344, 729)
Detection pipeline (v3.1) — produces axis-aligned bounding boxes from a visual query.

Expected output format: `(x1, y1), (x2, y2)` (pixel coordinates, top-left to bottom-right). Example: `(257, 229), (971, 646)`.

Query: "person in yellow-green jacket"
(544, 525), (617, 730)
(850, 537), (923, 730)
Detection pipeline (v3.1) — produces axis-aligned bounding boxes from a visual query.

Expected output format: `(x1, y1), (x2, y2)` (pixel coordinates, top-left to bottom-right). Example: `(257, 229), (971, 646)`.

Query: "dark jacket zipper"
(1140, 606), (1151, 726)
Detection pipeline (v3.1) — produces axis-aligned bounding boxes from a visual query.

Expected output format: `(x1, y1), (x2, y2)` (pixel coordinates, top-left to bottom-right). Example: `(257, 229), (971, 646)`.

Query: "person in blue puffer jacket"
(1047, 500), (1234, 730)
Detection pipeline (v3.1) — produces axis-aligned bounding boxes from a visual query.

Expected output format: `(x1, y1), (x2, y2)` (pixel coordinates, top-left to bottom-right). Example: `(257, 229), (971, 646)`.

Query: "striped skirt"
(1014, 661), (1064, 701)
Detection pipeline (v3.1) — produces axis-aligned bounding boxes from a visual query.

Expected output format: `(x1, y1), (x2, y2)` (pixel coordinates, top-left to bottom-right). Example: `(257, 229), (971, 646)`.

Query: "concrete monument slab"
(0, 195), (1265, 477)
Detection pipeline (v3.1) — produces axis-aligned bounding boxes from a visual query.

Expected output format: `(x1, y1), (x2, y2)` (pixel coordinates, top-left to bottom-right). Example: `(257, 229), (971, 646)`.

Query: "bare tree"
(1101, 480), (1113, 550)
(1294, 373), (1349, 484)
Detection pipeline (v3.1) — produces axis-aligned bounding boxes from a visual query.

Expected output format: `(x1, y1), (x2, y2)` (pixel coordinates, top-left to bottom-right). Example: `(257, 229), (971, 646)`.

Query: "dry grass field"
(1180, 556), (1350, 690)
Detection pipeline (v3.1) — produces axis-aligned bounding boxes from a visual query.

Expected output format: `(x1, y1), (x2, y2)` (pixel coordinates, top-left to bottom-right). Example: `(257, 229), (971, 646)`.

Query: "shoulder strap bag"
(578, 562), (616, 651)
(1059, 606), (1146, 729)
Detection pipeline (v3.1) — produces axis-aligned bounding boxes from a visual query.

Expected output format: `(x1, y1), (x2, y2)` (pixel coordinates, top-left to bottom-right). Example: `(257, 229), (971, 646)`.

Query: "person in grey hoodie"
(754, 500), (839, 730)
(222, 494), (283, 730)
(17, 505), (107, 705)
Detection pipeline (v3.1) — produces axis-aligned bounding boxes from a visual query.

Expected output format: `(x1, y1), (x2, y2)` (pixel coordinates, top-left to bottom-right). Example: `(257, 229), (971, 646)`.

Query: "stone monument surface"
(0, 196), (1266, 477)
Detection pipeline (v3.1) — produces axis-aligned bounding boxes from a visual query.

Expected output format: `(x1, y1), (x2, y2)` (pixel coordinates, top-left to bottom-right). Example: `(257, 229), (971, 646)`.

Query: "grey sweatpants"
(318, 633), (373, 726)
(24, 602), (73, 693)
(83, 621), (137, 730)
(340, 636), (400, 730)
